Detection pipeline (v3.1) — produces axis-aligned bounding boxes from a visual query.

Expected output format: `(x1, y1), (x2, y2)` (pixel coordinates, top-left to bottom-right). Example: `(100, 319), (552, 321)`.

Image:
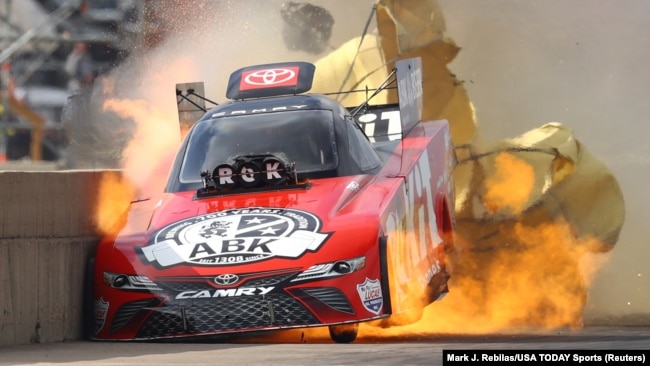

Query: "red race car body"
(89, 58), (456, 343)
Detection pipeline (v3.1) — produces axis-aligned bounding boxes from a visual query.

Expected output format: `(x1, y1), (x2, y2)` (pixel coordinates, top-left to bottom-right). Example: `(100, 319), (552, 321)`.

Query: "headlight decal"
(292, 256), (366, 282)
(103, 272), (162, 291)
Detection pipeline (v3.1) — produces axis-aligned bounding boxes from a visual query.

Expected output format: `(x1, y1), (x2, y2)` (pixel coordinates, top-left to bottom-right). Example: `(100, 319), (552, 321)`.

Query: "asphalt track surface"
(1, 326), (648, 365)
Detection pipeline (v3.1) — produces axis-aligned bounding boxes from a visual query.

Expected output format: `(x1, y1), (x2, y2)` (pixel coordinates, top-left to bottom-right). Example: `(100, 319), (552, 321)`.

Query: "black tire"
(328, 323), (358, 343)
(82, 257), (96, 340)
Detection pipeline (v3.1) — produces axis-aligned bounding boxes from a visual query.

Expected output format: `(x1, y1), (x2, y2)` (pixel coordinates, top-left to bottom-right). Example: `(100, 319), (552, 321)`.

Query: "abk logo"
(140, 208), (331, 267)
(240, 67), (299, 90)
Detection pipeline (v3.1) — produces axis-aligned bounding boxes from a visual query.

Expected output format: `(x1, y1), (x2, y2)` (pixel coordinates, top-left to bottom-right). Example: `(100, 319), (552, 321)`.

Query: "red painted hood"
(154, 174), (384, 227)
(113, 174), (398, 276)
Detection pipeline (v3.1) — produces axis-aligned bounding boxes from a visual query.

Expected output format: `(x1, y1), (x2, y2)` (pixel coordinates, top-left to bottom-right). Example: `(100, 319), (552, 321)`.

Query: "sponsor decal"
(346, 181), (360, 192)
(423, 260), (442, 286)
(176, 286), (274, 299)
(356, 109), (402, 141)
(140, 208), (330, 268)
(214, 273), (240, 286)
(94, 297), (109, 335)
(240, 67), (299, 90)
(383, 144), (446, 310)
(396, 58), (423, 131)
(210, 104), (308, 118)
(357, 278), (383, 315)
(213, 156), (288, 189)
(398, 66), (423, 108)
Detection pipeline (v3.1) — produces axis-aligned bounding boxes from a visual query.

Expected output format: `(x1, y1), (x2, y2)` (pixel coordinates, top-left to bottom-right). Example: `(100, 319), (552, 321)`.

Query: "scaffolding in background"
(0, 0), (79, 161)
(0, 0), (142, 162)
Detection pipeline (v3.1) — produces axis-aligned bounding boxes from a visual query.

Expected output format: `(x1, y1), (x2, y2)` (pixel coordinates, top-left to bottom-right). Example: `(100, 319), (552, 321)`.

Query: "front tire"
(328, 323), (358, 343)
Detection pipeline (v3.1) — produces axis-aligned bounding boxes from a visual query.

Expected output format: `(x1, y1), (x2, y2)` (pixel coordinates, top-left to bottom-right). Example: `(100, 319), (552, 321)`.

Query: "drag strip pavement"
(1, 327), (649, 365)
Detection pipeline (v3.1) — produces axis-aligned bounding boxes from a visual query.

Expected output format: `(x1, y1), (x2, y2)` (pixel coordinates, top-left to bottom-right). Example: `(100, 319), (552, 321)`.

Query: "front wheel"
(328, 323), (359, 343)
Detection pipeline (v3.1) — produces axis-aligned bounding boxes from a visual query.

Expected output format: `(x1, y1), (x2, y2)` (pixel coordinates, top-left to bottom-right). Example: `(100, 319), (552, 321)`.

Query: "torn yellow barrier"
(456, 122), (624, 252)
(311, 0), (625, 329)
(376, 0), (448, 54)
(374, 0), (478, 147)
(312, 33), (387, 107)
(312, 0), (623, 252)
(311, 0), (478, 148)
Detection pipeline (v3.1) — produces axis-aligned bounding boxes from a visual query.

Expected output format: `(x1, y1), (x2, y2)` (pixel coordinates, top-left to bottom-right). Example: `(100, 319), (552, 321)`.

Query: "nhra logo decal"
(240, 67), (299, 90)
(140, 208), (331, 267)
(357, 278), (383, 315)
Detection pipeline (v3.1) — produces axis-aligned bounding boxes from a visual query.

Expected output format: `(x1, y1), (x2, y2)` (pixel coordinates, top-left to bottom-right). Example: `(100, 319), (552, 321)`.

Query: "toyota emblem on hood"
(214, 274), (240, 286)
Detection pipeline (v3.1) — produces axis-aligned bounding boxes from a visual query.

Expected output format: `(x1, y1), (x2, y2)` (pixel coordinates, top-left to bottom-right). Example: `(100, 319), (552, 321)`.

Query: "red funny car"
(87, 58), (456, 343)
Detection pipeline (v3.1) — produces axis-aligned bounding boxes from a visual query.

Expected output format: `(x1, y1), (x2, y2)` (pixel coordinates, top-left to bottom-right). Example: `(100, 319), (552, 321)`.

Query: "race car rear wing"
(175, 57), (424, 141)
(394, 57), (423, 135)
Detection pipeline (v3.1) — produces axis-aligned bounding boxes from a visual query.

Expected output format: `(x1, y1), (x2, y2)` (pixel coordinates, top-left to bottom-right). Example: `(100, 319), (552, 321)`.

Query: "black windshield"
(179, 110), (338, 183)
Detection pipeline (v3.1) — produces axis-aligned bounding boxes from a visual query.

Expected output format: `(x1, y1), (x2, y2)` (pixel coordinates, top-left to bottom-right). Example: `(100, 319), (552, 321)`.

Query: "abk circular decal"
(140, 208), (330, 267)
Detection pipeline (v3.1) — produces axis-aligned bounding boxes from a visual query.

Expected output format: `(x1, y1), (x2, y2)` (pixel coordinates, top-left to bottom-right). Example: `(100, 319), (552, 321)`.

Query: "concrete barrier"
(0, 170), (106, 346)
(0, 237), (97, 346)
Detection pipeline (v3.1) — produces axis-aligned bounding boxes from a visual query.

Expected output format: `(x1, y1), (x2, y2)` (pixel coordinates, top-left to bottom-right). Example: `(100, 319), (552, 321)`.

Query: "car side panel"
(379, 120), (454, 314)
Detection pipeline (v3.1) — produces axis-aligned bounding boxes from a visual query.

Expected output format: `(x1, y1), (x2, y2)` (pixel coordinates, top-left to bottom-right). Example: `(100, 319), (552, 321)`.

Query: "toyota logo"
(214, 274), (239, 286)
(244, 68), (296, 86)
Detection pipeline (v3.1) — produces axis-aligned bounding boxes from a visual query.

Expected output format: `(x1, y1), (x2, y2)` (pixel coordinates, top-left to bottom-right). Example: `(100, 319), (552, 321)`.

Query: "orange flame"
(240, 151), (609, 343)
(357, 152), (609, 339)
(93, 96), (180, 235)
(94, 171), (136, 234)
(93, 57), (197, 235)
(483, 152), (536, 215)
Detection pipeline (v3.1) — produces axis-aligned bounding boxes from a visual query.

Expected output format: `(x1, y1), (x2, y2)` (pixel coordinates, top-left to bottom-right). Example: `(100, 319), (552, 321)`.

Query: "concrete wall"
(0, 238), (97, 346)
(0, 171), (104, 346)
